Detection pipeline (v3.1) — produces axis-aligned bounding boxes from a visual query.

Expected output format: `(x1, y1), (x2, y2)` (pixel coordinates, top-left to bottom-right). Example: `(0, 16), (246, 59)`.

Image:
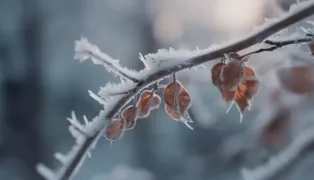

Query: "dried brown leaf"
(121, 105), (137, 130)
(244, 66), (255, 76)
(178, 87), (191, 113)
(149, 95), (161, 109)
(220, 86), (235, 102)
(211, 62), (235, 101)
(234, 85), (249, 114)
(165, 105), (181, 120)
(104, 118), (125, 141)
(211, 62), (224, 87)
(240, 66), (259, 100)
(277, 66), (314, 94)
(163, 81), (193, 129)
(136, 103), (150, 118)
(211, 58), (257, 120)
(163, 82), (182, 107)
(220, 59), (245, 90)
(137, 91), (154, 110)
(136, 90), (154, 118)
(136, 90), (162, 119)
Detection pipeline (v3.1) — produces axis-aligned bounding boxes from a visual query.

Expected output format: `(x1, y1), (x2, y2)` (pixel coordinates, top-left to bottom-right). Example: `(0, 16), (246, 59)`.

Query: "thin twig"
(40, 2), (314, 180)
(151, 82), (159, 93)
(240, 37), (312, 58)
(108, 90), (132, 96)
(265, 38), (312, 46)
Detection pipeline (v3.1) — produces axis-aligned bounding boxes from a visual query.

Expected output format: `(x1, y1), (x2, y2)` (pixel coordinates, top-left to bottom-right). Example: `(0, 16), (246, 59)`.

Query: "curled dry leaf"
(163, 81), (193, 129)
(234, 84), (249, 114)
(165, 105), (181, 120)
(136, 90), (161, 118)
(163, 82), (182, 107)
(137, 91), (153, 109)
(104, 116), (125, 141)
(136, 90), (153, 118)
(137, 104), (150, 118)
(220, 87), (235, 102)
(178, 88), (191, 113)
(211, 54), (259, 120)
(163, 81), (191, 116)
(121, 105), (137, 130)
(233, 66), (259, 117)
(277, 66), (314, 94)
(211, 62), (225, 87)
(149, 95), (161, 110)
(220, 53), (245, 90)
(211, 62), (236, 101)
(241, 67), (259, 100)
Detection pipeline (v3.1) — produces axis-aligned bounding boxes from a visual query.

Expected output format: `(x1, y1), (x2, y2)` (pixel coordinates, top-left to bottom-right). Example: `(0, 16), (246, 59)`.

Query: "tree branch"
(86, 51), (141, 83)
(241, 37), (313, 58)
(74, 38), (141, 83)
(37, 2), (314, 180)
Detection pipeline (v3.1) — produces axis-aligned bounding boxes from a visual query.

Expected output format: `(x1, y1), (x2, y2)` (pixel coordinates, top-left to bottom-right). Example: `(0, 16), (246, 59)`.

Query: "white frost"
(89, 90), (107, 106)
(54, 153), (67, 165)
(98, 80), (137, 99)
(36, 164), (56, 180)
(74, 37), (119, 64)
(74, 37), (140, 81)
(139, 46), (216, 70)
(289, 0), (314, 13)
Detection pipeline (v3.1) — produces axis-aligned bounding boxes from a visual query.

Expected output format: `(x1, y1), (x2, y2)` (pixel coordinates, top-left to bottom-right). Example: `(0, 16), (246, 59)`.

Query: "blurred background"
(0, 0), (314, 180)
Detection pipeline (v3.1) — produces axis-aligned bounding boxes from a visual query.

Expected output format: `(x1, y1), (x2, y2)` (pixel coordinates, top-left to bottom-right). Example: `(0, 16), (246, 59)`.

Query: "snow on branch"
(37, 1), (314, 180)
(74, 38), (141, 83)
(241, 127), (314, 180)
(37, 111), (106, 180)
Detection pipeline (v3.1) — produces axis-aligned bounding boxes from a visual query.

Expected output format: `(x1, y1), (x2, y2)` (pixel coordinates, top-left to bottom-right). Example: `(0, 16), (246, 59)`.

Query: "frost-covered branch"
(241, 127), (314, 180)
(75, 38), (141, 83)
(37, 1), (314, 180)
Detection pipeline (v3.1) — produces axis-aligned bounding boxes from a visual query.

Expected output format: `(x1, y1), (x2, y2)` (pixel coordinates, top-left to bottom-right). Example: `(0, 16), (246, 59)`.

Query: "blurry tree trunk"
(0, 0), (45, 179)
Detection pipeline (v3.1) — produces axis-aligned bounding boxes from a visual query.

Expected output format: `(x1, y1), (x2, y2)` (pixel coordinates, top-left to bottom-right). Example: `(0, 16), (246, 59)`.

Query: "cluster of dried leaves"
(104, 52), (261, 142)
(104, 41), (314, 143)
(211, 52), (259, 119)
(105, 80), (193, 142)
